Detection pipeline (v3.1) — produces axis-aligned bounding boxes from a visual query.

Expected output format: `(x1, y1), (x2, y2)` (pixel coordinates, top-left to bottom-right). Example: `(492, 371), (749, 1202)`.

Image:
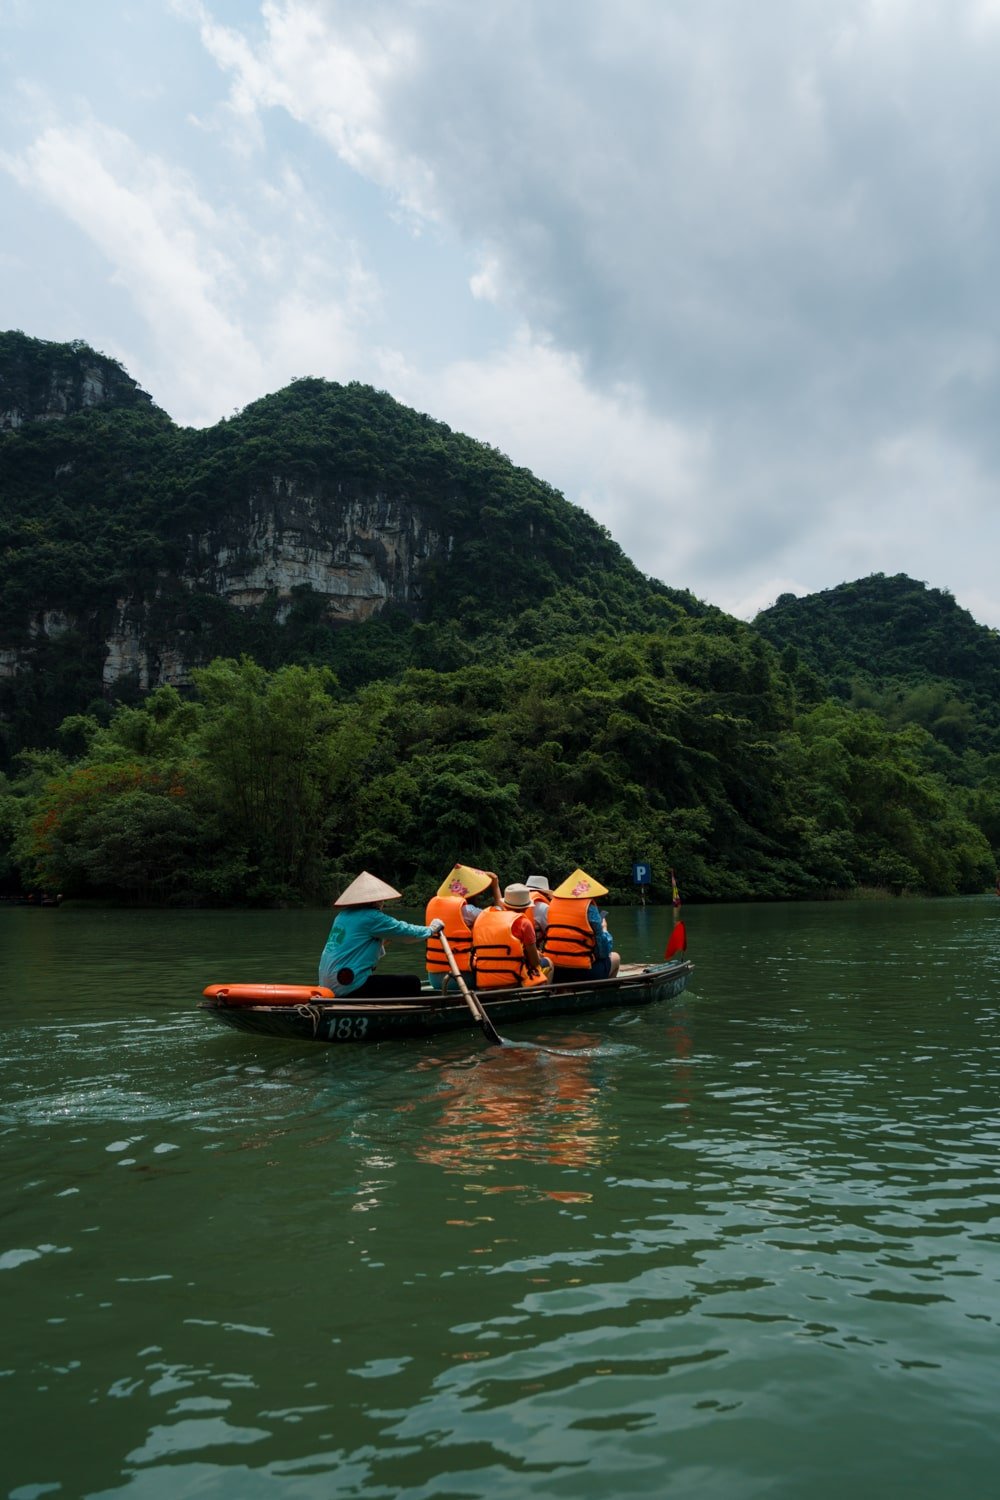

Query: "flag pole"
(665, 868), (686, 960)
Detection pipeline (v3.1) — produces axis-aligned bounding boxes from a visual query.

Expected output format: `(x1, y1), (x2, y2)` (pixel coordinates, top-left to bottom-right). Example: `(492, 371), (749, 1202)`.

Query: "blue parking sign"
(632, 861), (651, 886)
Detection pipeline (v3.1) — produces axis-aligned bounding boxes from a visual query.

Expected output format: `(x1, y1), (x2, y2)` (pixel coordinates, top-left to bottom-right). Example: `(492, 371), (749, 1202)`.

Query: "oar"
(438, 931), (505, 1047)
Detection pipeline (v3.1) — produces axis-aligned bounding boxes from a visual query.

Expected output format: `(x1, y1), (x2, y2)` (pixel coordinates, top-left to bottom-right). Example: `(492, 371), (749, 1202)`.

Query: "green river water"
(2, 897), (999, 1499)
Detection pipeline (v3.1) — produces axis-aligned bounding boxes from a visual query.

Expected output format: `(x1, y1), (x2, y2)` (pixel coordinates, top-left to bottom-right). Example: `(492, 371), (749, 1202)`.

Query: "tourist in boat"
(545, 868), (620, 983)
(471, 883), (553, 989)
(523, 874), (554, 939)
(319, 872), (444, 999)
(425, 864), (501, 991)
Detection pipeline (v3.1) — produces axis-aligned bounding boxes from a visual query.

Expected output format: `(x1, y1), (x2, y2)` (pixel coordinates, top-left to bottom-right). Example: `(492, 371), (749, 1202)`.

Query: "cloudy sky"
(3, 1), (1000, 626)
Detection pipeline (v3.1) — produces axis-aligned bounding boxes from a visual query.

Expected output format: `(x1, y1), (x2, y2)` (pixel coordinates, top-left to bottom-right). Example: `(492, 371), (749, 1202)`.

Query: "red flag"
(665, 920), (687, 959)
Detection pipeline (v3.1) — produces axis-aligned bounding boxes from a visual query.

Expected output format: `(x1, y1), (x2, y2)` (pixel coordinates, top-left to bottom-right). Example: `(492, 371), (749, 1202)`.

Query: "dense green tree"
(184, 658), (343, 900)
(3, 338), (998, 904)
(6, 635), (995, 904)
(1, 337), (702, 766)
(14, 762), (202, 899)
(781, 704), (993, 895)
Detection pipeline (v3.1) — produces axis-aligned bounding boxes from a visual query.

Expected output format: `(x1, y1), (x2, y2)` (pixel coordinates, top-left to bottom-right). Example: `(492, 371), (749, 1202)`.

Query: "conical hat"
(436, 863), (491, 900)
(333, 871), (402, 906)
(552, 867), (609, 900)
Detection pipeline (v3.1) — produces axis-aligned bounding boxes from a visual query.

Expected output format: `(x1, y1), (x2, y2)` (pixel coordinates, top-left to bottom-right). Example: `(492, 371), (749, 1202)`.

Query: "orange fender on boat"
(203, 983), (335, 1006)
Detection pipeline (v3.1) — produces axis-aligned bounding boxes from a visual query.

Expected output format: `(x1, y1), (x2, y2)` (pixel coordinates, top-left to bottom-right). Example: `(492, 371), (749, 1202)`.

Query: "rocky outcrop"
(2, 338), (649, 741)
(0, 331), (152, 429)
(191, 477), (439, 620)
(0, 612), (77, 679)
(85, 479), (446, 689)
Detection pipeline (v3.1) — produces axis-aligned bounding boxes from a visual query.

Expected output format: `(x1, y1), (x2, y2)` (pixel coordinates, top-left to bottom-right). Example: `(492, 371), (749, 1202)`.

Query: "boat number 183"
(327, 1016), (370, 1041)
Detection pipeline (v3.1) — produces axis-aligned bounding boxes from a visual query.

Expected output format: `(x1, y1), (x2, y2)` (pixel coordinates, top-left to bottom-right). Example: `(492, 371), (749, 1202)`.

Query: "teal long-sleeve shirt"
(319, 906), (434, 996)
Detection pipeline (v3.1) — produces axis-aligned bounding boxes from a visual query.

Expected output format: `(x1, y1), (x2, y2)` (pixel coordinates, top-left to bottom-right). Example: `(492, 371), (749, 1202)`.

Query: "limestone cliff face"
(3, 340), (645, 739)
(2, 476), (445, 687)
(93, 478), (446, 690)
(0, 361), (134, 429)
(0, 331), (451, 691)
(191, 477), (440, 619)
(0, 333), (152, 430)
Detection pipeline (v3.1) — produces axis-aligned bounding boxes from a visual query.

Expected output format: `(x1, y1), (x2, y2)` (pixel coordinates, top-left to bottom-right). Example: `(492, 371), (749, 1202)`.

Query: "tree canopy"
(2, 336), (997, 904)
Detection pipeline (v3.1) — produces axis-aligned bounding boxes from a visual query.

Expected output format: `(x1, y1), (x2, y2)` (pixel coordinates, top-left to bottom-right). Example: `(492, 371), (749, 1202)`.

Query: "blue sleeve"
(369, 911), (433, 941)
(589, 903), (613, 957)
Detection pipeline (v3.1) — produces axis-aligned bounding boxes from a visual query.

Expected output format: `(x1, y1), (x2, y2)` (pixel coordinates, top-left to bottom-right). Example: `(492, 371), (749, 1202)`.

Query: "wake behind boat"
(200, 959), (694, 1045)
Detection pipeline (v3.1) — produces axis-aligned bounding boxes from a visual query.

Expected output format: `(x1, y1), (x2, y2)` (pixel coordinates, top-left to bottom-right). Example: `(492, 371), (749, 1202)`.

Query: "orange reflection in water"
(415, 1034), (609, 1177)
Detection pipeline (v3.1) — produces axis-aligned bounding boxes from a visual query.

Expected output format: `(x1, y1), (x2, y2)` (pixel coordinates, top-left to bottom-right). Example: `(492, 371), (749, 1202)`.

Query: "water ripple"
(3, 900), (1000, 1497)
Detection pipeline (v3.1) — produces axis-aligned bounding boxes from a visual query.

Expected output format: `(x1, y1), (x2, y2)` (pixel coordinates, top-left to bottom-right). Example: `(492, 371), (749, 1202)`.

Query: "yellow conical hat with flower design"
(436, 863), (492, 900)
(552, 868), (609, 899)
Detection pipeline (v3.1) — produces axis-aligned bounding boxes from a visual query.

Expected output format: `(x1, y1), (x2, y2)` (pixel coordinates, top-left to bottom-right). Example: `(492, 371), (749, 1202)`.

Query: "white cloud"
(387, 329), (709, 590)
(6, 1), (1000, 628)
(469, 254), (500, 303)
(4, 120), (264, 418)
(185, 0), (436, 218)
(169, 0), (1000, 626)
(2, 114), (380, 423)
(723, 580), (812, 623)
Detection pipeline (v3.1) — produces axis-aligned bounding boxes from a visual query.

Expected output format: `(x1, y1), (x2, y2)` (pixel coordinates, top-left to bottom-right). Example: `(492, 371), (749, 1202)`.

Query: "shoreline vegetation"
(2, 884), (988, 912)
(1, 648), (996, 908)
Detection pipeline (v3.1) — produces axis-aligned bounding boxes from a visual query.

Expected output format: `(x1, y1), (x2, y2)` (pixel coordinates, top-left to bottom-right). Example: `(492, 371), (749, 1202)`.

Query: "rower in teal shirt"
(319, 871), (443, 999)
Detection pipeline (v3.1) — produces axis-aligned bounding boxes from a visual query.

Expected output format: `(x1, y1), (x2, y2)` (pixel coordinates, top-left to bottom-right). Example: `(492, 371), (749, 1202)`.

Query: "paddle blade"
(665, 921), (687, 959)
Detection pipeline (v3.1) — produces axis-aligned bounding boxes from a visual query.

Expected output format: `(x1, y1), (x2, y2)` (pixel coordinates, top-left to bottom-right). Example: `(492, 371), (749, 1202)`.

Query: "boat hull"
(199, 960), (694, 1044)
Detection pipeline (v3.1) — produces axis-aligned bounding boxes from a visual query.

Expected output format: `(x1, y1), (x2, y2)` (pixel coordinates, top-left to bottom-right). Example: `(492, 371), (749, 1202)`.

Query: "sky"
(3, 0), (1000, 628)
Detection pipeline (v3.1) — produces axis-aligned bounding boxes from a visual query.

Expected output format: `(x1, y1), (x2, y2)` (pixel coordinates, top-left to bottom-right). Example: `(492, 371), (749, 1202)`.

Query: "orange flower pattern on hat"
(553, 867), (609, 900)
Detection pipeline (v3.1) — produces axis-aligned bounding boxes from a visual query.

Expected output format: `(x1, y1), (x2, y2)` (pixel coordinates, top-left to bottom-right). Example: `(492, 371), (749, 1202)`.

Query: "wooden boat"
(200, 959), (694, 1045)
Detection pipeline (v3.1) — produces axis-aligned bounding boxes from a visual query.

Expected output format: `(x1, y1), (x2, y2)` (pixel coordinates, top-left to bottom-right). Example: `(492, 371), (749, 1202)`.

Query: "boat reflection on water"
(665, 1006), (694, 1120)
(414, 1034), (611, 1190)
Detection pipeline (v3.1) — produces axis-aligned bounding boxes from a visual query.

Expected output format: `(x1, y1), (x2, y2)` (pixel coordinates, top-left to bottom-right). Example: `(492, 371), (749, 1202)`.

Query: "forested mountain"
(0, 331), (698, 761)
(753, 575), (1000, 755)
(1, 333), (997, 905)
(0, 331), (155, 427)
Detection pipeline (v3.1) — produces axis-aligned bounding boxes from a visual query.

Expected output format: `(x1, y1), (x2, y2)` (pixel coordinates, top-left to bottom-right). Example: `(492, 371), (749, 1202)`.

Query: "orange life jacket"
(472, 906), (532, 988)
(425, 895), (474, 974)
(543, 897), (597, 970)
